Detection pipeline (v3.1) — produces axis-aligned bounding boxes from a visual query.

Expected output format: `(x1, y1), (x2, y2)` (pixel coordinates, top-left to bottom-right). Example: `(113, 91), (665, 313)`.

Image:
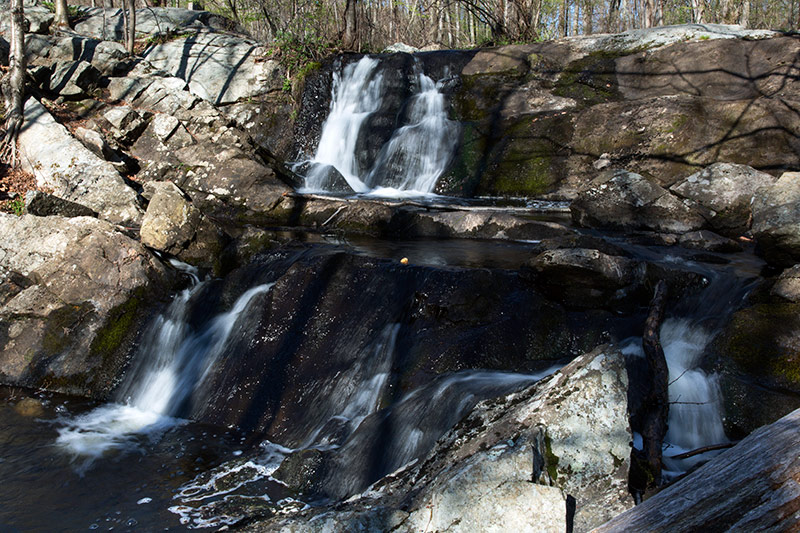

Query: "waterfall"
(659, 320), (727, 474)
(299, 56), (459, 197)
(302, 57), (384, 193)
(55, 265), (273, 466)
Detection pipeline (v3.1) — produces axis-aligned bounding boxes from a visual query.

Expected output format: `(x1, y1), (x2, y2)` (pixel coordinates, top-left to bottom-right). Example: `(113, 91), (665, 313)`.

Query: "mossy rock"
(715, 302), (800, 391)
(552, 51), (622, 107)
(475, 113), (574, 197)
(709, 301), (800, 435)
(435, 122), (490, 196)
(42, 303), (94, 356)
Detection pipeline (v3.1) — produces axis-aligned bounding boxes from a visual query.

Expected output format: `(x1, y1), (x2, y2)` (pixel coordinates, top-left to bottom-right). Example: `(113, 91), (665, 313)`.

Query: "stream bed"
(0, 232), (766, 531)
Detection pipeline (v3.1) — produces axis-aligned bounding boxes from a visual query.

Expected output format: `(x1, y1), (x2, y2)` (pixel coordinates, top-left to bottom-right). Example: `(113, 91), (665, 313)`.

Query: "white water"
(302, 57), (384, 193)
(56, 275), (273, 465)
(300, 57), (458, 197)
(622, 317), (728, 476)
(302, 323), (401, 449)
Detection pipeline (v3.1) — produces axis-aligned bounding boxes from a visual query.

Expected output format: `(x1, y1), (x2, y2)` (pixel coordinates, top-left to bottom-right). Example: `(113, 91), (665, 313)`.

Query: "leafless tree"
(1, 0), (26, 165)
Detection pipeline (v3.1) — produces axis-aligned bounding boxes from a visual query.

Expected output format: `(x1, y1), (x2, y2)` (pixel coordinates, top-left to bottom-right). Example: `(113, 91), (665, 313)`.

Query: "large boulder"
(0, 214), (173, 398)
(570, 169), (705, 233)
(18, 98), (143, 226)
(708, 300), (800, 437)
(140, 181), (228, 272)
(670, 163), (778, 237)
(593, 407), (800, 532)
(752, 171), (800, 267)
(73, 7), (233, 41)
(771, 264), (800, 303)
(139, 31), (284, 105)
(247, 346), (633, 533)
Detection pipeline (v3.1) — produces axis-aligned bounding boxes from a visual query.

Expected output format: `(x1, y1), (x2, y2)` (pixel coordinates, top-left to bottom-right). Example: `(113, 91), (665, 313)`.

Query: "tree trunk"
(54, 0), (71, 29)
(2, 0), (26, 164)
(644, 0), (654, 27)
(739, 0), (750, 27)
(343, 0), (358, 49)
(126, 0), (136, 55)
(640, 280), (670, 490)
(692, 0), (704, 23)
(583, 0), (593, 33)
(720, 0), (731, 22)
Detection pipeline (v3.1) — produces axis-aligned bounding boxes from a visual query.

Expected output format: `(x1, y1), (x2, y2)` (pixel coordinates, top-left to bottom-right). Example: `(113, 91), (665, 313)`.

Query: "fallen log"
(592, 408), (800, 532)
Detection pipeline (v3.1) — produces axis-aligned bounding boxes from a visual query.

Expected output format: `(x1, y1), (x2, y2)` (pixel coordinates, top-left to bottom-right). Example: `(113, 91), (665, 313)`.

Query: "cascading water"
(299, 56), (459, 197)
(620, 254), (760, 478)
(302, 57), (384, 193)
(55, 265), (273, 466)
(364, 66), (459, 195)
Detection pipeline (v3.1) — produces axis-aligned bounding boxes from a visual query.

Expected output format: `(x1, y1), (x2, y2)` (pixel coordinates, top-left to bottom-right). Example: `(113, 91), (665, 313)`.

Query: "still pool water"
(0, 387), (264, 532)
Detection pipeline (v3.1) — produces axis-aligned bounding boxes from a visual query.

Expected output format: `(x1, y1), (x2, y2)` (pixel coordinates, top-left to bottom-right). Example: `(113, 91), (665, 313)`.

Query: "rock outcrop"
(429, 29), (798, 199)
(18, 98), (143, 226)
(73, 7), (233, 41)
(0, 214), (173, 398)
(140, 31), (284, 105)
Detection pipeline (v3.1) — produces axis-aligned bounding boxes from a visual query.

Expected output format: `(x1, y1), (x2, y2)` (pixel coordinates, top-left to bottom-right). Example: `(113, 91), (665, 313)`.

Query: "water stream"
(55, 264), (274, 469)
(299, 56), (459, 197)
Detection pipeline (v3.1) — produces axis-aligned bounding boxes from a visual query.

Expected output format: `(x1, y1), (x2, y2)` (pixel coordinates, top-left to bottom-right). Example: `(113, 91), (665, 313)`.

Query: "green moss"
(478, 114), (573, 197)
(553, 51), (621, 107)
(665, 114), (689, 133)
(722, 303), (800, 390)
(89, 292), (144, 362)
(436, 123), (488, 196)
(544, 433), (559, 482)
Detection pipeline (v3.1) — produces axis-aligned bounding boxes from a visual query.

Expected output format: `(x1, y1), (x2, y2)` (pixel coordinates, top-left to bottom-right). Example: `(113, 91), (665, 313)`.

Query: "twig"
(666, 442), (738, 460)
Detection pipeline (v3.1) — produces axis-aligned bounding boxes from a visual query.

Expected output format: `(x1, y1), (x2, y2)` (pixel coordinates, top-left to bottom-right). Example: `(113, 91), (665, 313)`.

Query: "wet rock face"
(0, 214), (173, 398)
(192, 250), (590, 441)
(570, 169), (705, 233)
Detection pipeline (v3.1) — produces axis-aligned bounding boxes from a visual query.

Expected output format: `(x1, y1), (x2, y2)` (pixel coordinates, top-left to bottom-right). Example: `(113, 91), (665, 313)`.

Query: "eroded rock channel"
(2, 7), (800, 532)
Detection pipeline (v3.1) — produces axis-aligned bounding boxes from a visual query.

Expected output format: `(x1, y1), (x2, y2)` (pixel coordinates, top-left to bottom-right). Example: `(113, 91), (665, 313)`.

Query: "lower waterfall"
(55, 265), (273, 467)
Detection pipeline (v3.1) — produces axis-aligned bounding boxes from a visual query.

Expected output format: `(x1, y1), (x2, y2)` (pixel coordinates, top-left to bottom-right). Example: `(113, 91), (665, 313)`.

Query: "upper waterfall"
(298, 56), (459, 198)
